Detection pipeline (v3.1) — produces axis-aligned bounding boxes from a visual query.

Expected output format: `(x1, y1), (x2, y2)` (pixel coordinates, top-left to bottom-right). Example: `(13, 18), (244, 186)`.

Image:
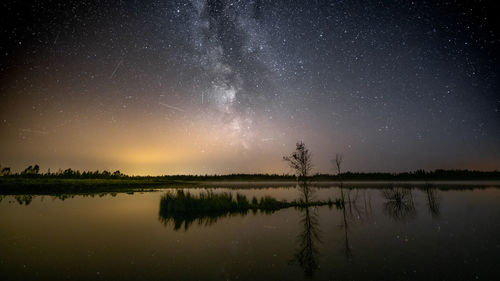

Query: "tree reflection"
(290, 181), (322, 277)
(14, 195), (33, 205)
(336, 185), (374, 259)
(339, 183), (352, 259)
(424, 185), (441, 218)
(157, 188), (340, 231)
(381, 187), (416, 221)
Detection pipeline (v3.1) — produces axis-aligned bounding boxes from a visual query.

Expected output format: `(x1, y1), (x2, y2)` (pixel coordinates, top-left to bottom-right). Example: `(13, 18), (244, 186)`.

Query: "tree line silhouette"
(0, 164), (126, 179)
(0, 163), (498, 180)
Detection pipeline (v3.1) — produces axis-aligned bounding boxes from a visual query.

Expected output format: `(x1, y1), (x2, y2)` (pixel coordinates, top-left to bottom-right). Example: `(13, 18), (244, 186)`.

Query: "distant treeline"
(0, 165), (127, 179)
(160, 170), (500, 181)
(312, 170), (500, 181)
(1, 164), (499, 180)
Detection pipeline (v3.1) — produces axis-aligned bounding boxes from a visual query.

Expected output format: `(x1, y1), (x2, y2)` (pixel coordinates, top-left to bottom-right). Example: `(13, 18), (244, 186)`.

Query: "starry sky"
(1, 0), (499, 175)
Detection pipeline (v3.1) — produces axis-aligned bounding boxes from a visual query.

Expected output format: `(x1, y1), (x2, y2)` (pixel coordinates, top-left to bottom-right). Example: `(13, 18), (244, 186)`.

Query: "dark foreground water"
(1, 183), (500, 280)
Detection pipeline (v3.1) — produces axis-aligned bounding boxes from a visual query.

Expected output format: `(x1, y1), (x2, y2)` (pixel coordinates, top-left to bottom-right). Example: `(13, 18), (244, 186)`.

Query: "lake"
(1, 183), (500, 280)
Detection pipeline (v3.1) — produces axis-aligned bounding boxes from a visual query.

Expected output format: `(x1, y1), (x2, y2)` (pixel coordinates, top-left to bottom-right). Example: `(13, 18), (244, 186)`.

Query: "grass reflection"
(381, 187), (416, 221)
(158, 190), (341, 231)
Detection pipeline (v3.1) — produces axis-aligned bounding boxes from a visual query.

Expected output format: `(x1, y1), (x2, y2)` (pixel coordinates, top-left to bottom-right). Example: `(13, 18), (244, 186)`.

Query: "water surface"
(1, 184), (499, 280)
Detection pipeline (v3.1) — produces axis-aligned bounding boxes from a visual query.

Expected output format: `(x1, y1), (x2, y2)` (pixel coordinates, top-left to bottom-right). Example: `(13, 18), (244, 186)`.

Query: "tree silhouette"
(332, 154), (343, 177)
(283, 141), (313, 178)
(21, 165), (40, 175)
(1, 167), (10, 176)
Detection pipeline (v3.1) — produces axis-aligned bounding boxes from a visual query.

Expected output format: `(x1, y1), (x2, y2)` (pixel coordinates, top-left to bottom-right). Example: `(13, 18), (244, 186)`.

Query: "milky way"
(1, 0), (499, 175)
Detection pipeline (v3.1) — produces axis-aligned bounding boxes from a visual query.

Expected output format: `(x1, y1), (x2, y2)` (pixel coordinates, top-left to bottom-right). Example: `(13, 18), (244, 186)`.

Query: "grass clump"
(158, 190), (343, 230)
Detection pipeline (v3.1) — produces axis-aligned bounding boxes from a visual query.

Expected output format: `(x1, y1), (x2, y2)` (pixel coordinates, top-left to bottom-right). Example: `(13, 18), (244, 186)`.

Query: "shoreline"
(1, 177), (500, 195)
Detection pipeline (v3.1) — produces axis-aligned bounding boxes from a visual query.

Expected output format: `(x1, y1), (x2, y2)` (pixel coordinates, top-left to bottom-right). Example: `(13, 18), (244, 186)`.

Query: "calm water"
(1, 184), (500, 280)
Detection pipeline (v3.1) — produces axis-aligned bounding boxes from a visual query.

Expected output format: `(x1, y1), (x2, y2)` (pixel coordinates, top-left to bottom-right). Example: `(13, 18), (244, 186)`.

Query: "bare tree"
(331, 154), (345, 201)
(332, 154), (343, 176)
(283, 141), (313, 178)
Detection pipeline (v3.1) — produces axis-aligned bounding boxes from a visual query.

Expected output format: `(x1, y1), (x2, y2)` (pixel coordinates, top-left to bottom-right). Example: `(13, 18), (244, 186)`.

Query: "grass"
(0, 177), (190, 194)
(2, 175), (499, 196)
(158, 190), (343, 230)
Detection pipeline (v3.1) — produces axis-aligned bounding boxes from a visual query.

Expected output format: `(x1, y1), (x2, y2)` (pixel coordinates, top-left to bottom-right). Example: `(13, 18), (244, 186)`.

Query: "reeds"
(158, 190), (342, 230)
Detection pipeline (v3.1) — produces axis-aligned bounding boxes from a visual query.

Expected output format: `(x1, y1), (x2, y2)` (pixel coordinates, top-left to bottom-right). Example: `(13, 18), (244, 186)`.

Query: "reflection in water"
(4, 184), (497, 281)
(424, 186), (441, 218)
(298, 181), (314, 203)
(345, 189), (373, 222)
(157, 189), (341, 231)
(1, 185), (499, 280)
(381, 187), (416, 221)
(158, 191), (252, 231)
(0, 193), (120, 205)
(292, 205), (321, 277)
(1, 185), (449, 278)
(338, 185), (374, 259)
(156, 184), (328, 276)
(290, 181), (322, 277)
(15, 195), (33, 205)
(339, 184), (351, 259)
(159, 209), (248, 231)
(0, 195), (35, 205)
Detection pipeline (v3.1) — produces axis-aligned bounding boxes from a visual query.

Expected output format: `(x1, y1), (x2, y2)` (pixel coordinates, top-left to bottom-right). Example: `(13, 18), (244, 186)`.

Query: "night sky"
(1, 0), (499, 175)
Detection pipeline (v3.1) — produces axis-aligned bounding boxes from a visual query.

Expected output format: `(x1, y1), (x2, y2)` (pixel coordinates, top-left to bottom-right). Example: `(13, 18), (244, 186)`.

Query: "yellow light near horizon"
(112, 148), (174, 165)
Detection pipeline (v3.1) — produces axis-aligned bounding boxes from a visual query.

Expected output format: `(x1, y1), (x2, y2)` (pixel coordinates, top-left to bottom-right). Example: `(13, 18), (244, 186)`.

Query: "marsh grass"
(0, 177), (187, 194)
(158, 190), (342, 230)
